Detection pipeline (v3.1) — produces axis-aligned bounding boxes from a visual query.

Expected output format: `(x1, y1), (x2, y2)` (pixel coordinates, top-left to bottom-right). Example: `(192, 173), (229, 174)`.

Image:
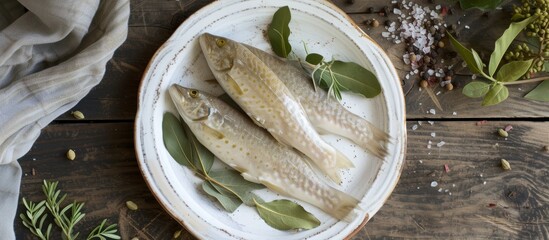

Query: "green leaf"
(471, 49), (485, 72)
(268, 6), (292, 58)
(543, 61), (549, 72)
(253, 198), (320, 230)
(459, 0), (503, 10)
(313, 61), (381, 98)
(202, 181), (242, 212)
(488, 16), (537, 76)
(305, 53), (323, 65)
(462, 81), (490, 98)
(184, 123), (214, 175)
(448, 33), (483, 74)
(495, 59), (533, 82)
(208, 169), (264, 206)
(162, 113), (194, 170)
(482, 83), (509, 106)
(525, 80), (549, 102)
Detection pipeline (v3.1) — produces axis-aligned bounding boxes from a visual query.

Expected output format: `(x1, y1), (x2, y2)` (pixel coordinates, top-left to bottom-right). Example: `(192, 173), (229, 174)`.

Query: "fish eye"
(189, 90), (199, 98)
(216, 38), (226, 47)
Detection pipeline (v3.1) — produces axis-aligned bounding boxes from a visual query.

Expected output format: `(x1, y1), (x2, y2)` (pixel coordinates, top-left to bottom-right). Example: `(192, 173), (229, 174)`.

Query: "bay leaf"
(184, 123), (214, 175)
(208, 169), (264, 206)
(314, 61), (381, 98)
(448, 33), (483, 74)
(202, 181), (241, 213)
(253, 198), (320, 230)
(305, 53), (324, 65)
(495, 59), (533, 82)
(525, 80), (549, 102)
(488, 16), (536, 76)
(162, 113), (195, 171)
(462, 81), (491, 98)
(482, 83), (509, 106)
(268, 6), (292, 58)
(543, 61), (549, 72)
(459, 0), (503, 10)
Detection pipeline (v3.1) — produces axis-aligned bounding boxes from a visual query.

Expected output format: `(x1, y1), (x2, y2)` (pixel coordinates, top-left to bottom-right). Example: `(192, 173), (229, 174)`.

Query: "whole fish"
(168, 85), (359, 220)
(199, 33), (352, 183)
(244, 45), (390, 159)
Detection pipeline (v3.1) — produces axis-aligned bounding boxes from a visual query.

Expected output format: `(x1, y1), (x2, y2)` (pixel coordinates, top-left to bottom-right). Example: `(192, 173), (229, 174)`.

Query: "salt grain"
(483, 181), (486, 185)
(431, 132), (436, 137)
(436, 141), (446, 147)
(452, 184), (456, 187)
(412, 124), (418, 130)
(471, 74), (477, 80)
(452, 112), (457, 115)
(436, 91), (441, 96)
(449, 192), (452, 195)
(418, 121), (423, 125)
(444, 189), (449, 192)
(429, 109), (436, 115)
(438, 188), (443, 192)
(465, 25), (470, 29)
(419, 160), (423, 164)
(431, 181), (438, 187)
(428, 121), (434, 125)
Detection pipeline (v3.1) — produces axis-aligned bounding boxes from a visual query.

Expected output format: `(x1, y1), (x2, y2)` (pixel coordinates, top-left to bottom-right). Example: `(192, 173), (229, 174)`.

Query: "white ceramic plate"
(135, 0), (406, 239)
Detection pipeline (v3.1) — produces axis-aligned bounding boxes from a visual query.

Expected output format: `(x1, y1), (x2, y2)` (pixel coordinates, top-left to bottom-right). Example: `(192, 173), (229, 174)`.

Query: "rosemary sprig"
(20, 198), (52, 240)
(20, 180), (120, 240)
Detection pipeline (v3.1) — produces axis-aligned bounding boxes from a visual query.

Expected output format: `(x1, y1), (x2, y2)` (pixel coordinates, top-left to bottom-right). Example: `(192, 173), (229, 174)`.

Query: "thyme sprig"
(20, 180), (120, 240)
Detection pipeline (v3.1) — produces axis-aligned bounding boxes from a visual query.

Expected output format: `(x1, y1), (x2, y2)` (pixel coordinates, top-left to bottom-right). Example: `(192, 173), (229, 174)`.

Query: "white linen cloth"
(0, 0), (129, 238)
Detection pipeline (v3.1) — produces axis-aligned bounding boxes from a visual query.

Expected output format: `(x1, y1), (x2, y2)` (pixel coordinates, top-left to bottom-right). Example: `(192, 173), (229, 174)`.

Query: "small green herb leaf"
(463, 81), (491, 98)
(448, 33), (483, 74)
(459, 0), (503, 10)
(162, 113), (194, 170)
(488, 16), (537, 76)
(184, 123), (214, 175)
(482, 83), (509, 106)
(202, 181), (242, 212)
(268, 6), (292, 58)
(525, 80), (549, 102)
(314, 61), (381, 99)
(471, 49), (485, 72)
(305, 53), (324, 65)
(208, 169), (264, 206)
(496, 59), (533, 82)
(253, 198), (320, 230)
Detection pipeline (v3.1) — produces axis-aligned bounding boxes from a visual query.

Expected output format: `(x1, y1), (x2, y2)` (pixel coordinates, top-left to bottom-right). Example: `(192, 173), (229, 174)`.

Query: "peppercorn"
(371, 19), (380, 27)
(445, 83), (454, 91)
(420, 80), (429, 88)
(438, 41), (445, 48)
(424, 56), (431, 63)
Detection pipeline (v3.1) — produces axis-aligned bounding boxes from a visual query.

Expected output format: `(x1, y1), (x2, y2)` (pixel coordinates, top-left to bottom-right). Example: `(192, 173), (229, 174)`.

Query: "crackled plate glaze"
(135, 0), (406, 239)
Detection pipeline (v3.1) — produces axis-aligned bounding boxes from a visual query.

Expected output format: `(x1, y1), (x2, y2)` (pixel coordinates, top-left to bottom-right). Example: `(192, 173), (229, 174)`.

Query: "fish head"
(168, 84), (213, 122)
(199, 33), (237, 72)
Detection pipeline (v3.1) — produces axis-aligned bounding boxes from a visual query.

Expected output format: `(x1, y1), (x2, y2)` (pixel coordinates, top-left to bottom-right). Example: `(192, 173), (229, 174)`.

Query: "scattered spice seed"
(501, 159), (511, 170)
(504, 125), (513, 132)
(488, 203), (497, 208)
(445, 83), (454, 91)
(498, 129), (509, 138)
(66, 149), (76, 161)
(444, 164), (450, 173)
(71, 111), (85, 120)
(420, 80), (428, 88)
(126, 200), (138, 211)
(371, 19), (380, 27)
(173, 230), (182, 239)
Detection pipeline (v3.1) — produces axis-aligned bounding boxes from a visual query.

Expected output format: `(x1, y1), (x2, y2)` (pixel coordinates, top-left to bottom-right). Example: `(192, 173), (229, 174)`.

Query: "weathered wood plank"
(16, 121), (549, 239)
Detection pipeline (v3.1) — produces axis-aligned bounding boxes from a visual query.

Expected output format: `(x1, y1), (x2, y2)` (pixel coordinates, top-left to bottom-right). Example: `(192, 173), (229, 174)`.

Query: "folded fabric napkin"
(0, 0), (129, 238)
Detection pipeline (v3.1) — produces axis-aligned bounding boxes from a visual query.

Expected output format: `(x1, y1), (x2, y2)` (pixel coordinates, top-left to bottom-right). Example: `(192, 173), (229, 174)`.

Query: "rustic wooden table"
(15, 0), (549, 239)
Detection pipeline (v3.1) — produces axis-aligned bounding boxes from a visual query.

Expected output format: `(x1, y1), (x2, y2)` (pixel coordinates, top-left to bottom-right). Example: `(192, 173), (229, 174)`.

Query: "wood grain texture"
(16, 121), (549, 239)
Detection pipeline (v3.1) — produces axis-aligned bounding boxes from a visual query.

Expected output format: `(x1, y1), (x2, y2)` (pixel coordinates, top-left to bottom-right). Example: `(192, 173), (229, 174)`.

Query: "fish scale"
(168, 85), (358, 220)
(199, 33), (353, 183)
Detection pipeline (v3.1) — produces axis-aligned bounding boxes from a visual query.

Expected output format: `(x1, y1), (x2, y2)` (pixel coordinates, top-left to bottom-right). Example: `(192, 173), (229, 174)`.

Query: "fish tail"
(326, 191), (359, 221)
(324, 168), (342, 184)
(361, 126), (390, 159)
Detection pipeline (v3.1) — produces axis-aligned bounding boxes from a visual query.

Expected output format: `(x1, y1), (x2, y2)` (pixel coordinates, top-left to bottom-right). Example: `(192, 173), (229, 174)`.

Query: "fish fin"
(201, 124), (224, 139)
(226, 75), (244, 95)
(329, 192), (359, 221)
(335, 150), (354, 169)
(241, 172), (261, 184)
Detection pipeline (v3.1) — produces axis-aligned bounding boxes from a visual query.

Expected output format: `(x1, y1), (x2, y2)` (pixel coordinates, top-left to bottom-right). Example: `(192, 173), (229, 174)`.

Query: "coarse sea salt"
(431, 181), (438, 187)
(437, 141), (446, 147)
(452, 112), (457, 115)
(428, 121), (434, 125)
(431, 132), (436, 138)
(429, 109), (436, 115)
(412, 124), (418, 130)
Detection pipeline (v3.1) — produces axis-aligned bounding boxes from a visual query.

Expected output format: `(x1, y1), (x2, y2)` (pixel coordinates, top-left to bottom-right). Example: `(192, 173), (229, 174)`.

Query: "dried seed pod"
(371, 19), (380, 27)
(420, 80), (429, 88)
(71, 111), (85, 120)
(173, 230), (182, 239)
(501, 159), (511, 170)
(498, 129), (509, 138)
(445, 83), (454, 91)
(66, 149), (76, 161)
(126, 201), (138, 211)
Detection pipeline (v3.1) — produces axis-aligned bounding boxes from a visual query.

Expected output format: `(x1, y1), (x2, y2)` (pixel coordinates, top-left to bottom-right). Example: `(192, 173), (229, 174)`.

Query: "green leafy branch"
(20, 180), (119, 240)
(449, 16), (549, 105)
(162, 112), (320, 230)
(267, 6), (381, 100)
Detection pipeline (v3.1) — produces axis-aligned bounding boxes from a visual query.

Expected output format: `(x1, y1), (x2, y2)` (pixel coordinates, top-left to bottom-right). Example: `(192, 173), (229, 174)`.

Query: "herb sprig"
(20, 180), (120, 240)
(268, 6), (381, 101)
(449, 16), (549, 105)
(162, 112), (320, 230)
